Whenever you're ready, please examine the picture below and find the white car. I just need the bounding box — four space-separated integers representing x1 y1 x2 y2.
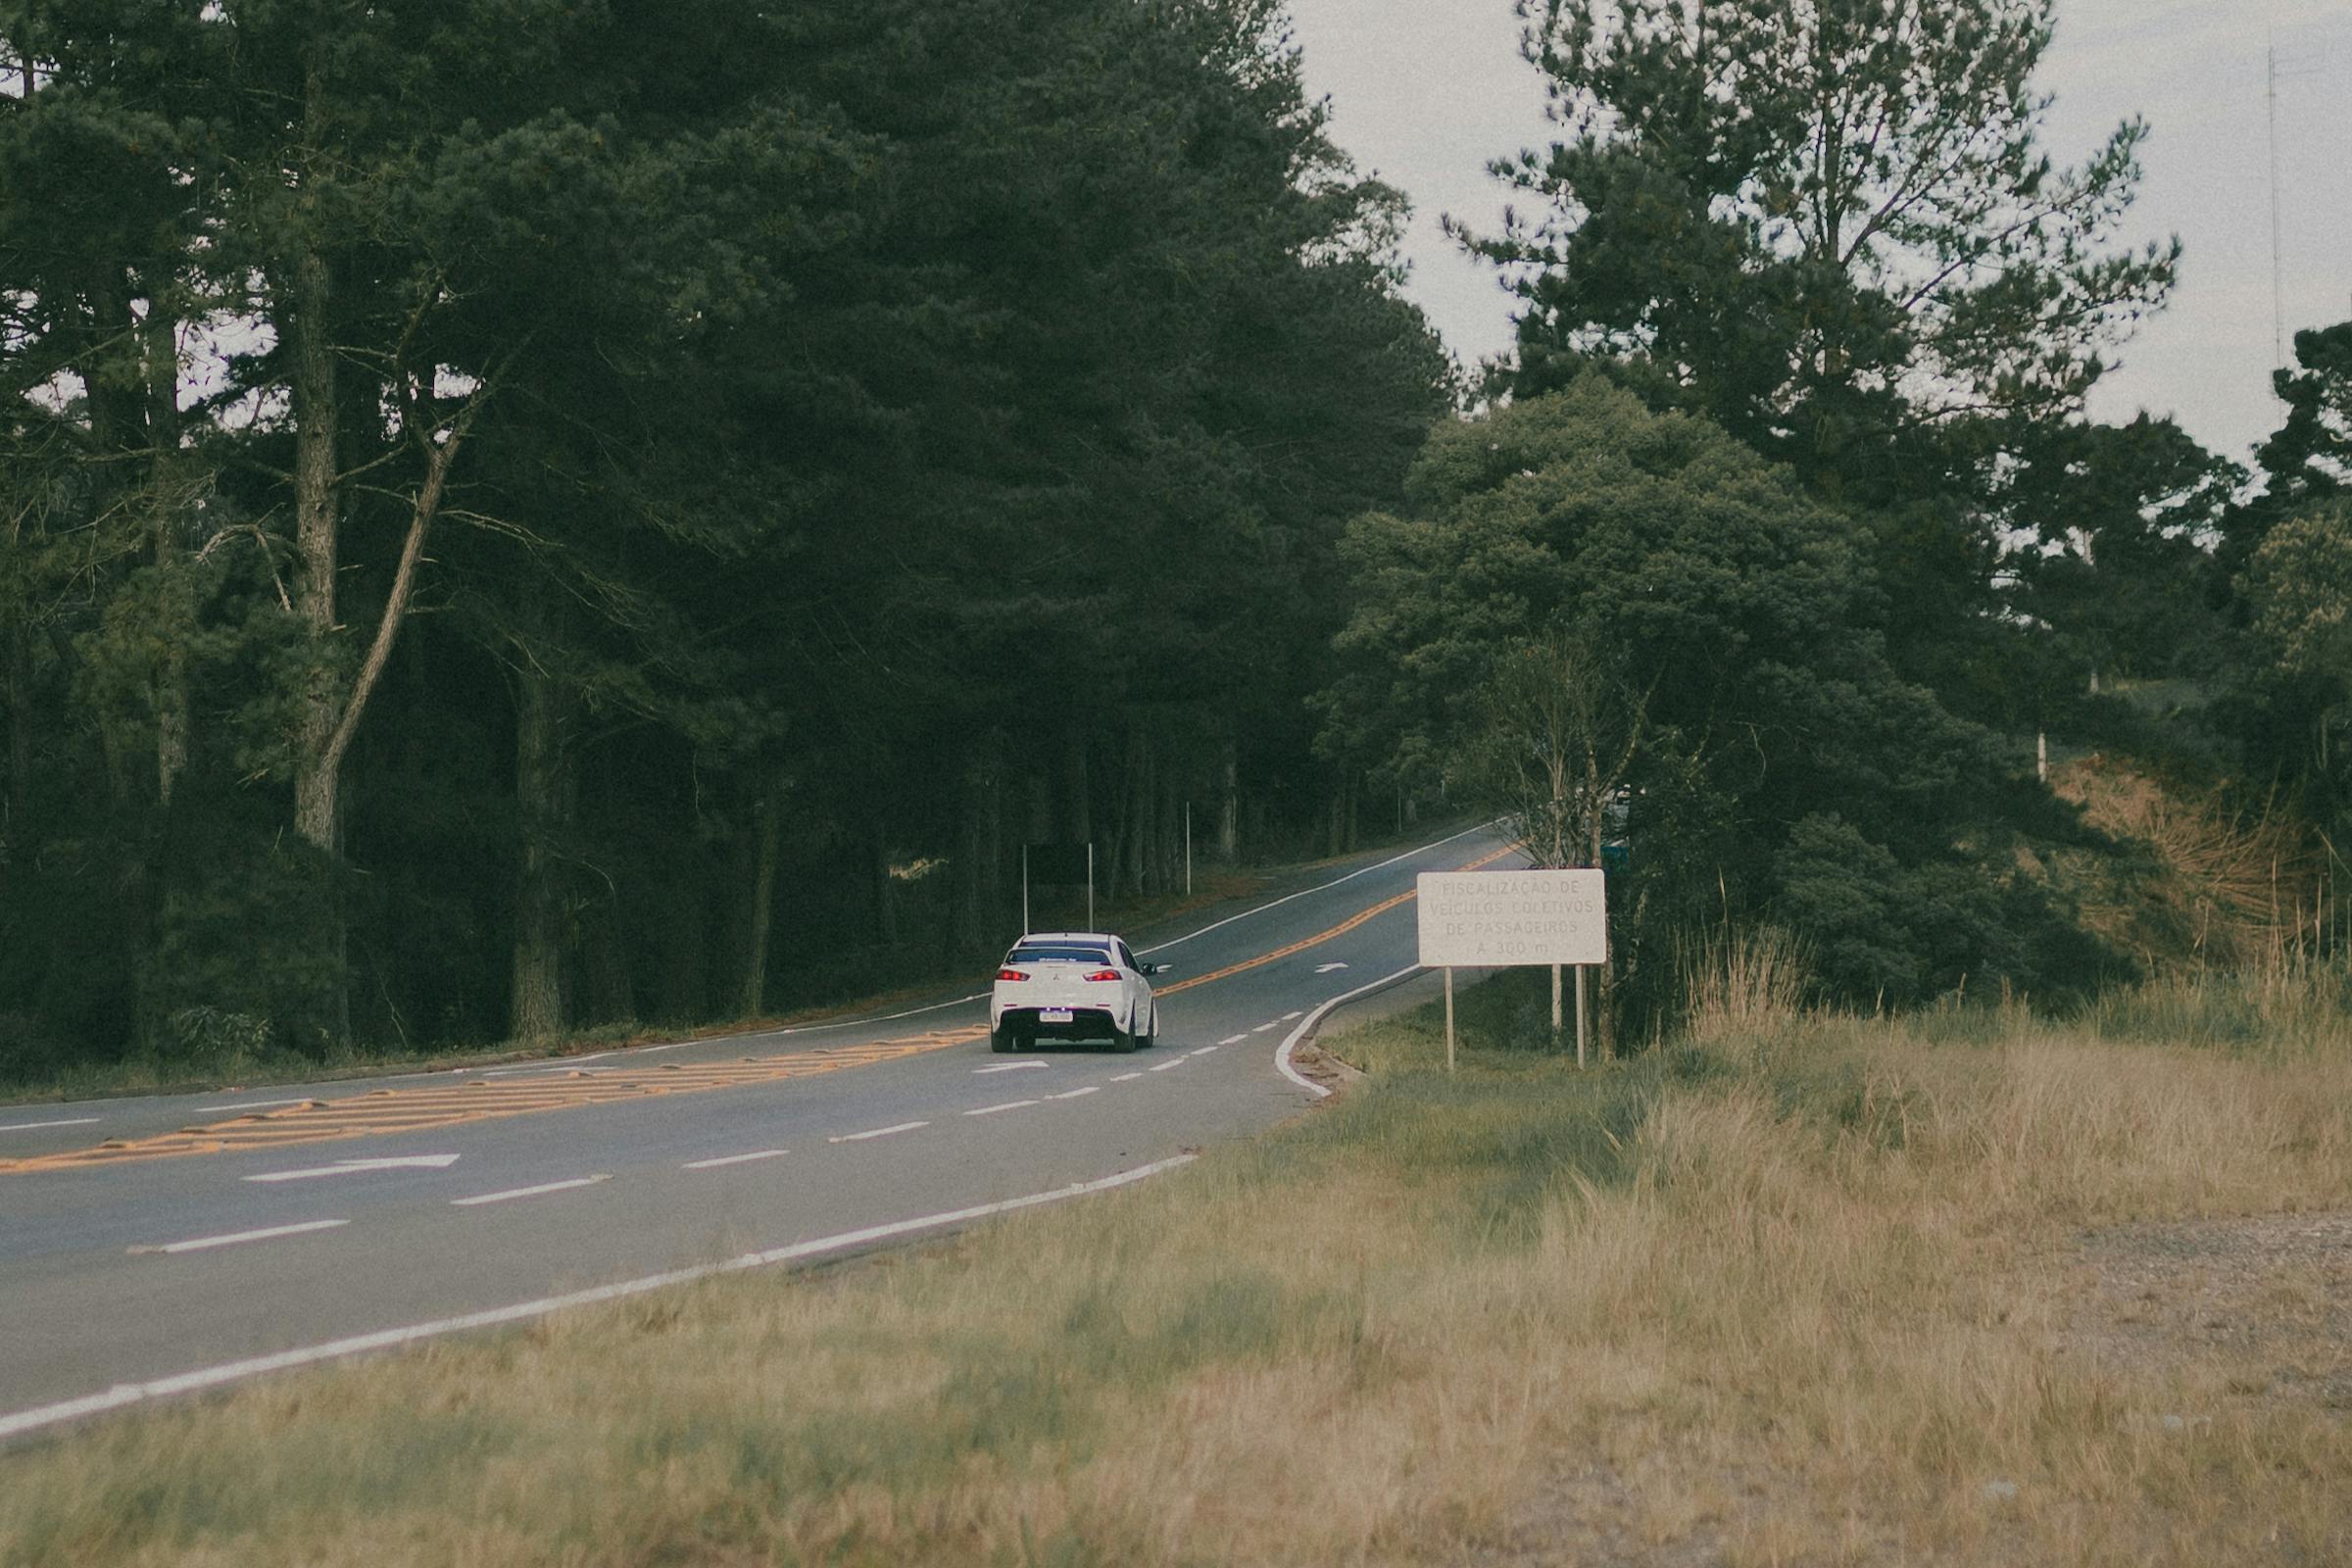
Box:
990 931 1165 1054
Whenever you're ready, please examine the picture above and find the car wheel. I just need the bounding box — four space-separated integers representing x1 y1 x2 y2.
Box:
1136 1007 1155 1050
991 1025 1017 1054
1108 1022 1138 1054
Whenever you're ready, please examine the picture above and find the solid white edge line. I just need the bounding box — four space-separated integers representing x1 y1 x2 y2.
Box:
0 1117 102 1133
1139 819 1498 955
827 1120 929 1144
2 1154 1197 1444
132 1218 350 1255
681 1150 789 1170
450 1175 609 1207
963 1100 1039 1116
1274 963 1424 1100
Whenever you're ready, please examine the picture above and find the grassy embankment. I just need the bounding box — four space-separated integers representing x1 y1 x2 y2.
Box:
6 946 2351 1565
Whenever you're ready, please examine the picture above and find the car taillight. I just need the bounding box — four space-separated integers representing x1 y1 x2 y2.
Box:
997 968 1029 982
1083 968 1120 982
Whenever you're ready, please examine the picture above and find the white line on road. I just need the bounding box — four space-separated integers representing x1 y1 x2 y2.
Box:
450 1175 610 1207
1110 1072 1145 1082
828 1121 929 1144
1047 1086 1100 1100
1140 820 1498 955
5 1155 1196 1443
1149 1058 1184 1072
682 1150 789 1170
1276 963 1422 1099
0 1116 101 1133
244 1155 460 1183
1282 1010 1304 1021
1218 1034 1247 1046
129 1219 349 1256
973 1061 1047 1074
1190 1047 1218 1055
1251 1021 1280 1033
1315 962 1349 974
197 1099 314 1114
964 1100 1039 1117
635 1042 689 1054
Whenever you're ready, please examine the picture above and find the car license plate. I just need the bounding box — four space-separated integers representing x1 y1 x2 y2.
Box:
1040 1007 1074 1023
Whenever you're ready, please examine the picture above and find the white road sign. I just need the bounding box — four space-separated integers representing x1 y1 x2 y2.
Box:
1416 869 1606 968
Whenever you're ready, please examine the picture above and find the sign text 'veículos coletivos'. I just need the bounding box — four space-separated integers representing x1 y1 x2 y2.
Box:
1415 869 1606 968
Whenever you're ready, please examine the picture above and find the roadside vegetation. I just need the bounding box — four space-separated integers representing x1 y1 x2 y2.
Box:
8 942 2349 1566
0 864 1275 1106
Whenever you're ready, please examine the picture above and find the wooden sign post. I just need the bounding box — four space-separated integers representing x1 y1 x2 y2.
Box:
1416 869 1607 1070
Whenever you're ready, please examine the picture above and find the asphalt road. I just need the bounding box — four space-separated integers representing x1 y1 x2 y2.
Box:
0 822 1519 1440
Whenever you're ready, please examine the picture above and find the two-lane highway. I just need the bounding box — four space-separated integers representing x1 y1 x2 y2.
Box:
0 824 1520 1440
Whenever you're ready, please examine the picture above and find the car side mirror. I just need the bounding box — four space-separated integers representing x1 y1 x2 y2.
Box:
1142 962 1168 977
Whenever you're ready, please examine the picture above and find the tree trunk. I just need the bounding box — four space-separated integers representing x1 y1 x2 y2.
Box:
1124 724 1152 898
955 730 1004 953
1217 735 1238 861
509 655 570 1042
1158 761 1181 894
737 776 784 1018
4 626 29 848
1063 728 1092 846
144 305 190 810
871 823 898 948
290 204 341 846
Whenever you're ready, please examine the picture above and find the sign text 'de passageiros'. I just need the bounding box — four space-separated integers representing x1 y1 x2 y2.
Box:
1415 870 1606 967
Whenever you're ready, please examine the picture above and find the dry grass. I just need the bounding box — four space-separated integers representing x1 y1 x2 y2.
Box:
2048 757 2320 969
6 951 2352 1565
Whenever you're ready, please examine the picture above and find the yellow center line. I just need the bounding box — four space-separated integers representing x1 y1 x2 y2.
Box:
1 842 1516 1175
1157 841 1516 997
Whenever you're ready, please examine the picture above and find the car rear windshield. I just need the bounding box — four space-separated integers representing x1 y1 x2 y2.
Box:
1006 946 1112 965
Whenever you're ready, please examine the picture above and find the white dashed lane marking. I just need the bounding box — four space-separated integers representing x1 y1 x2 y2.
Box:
1218 1035 1247 1046
0 1117 101 1133
1149 1059 1184 1072
828 1121 929 1144
451 1175 610 1207
129 1219 349 1255
1111 1072 1145 1082
974 1061 1047 1074
1251 1022 1280 1034
682 1149 788 1170
964 1100 1039 1117
1190 1047 1218 1056
1048 1087 1100 1101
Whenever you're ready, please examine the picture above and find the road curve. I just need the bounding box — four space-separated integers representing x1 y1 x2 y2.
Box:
0 824 1520 1440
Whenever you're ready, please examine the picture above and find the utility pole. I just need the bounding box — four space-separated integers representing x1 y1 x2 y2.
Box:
2267 36 2328 378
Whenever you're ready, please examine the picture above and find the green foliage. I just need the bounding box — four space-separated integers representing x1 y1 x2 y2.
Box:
1464 0 2177 498
1325 376 2113 1015
0 0 1450 1078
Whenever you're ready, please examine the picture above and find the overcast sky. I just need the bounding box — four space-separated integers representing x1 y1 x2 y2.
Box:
1285 0 2352 468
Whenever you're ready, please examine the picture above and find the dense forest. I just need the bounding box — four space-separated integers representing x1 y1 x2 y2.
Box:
0 0 1453 1075
5 0 2352 1083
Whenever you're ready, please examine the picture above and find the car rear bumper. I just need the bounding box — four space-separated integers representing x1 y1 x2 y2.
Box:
997 1005 1120 1041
